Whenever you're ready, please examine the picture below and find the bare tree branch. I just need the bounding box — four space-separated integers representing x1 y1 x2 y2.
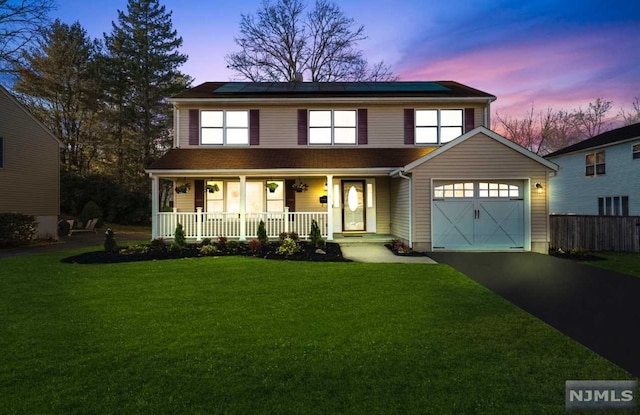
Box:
618 97 640 126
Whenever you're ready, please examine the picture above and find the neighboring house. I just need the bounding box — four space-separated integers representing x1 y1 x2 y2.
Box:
546 123 640 216
146 81 557 253
0 85 62 239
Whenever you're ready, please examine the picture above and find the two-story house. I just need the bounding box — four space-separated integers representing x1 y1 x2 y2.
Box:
546 122 640 216
0 85 62 239
146 81 558 253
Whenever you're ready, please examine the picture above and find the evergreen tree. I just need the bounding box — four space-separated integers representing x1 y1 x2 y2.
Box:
14 20 102 173
103 0 191 190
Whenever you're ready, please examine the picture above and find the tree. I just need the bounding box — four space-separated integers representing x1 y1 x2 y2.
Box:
226 0 395 82
0 0 54 73
14 20 103 173
103 0 191 190
619 97 640 126
573 98 613 138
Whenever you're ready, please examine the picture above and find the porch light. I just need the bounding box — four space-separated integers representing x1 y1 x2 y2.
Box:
323 182 328 191
534 182 543 194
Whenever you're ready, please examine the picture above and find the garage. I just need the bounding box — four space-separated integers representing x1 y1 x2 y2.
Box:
432 180 525 250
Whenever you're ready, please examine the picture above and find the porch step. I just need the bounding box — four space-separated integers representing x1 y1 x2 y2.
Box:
332 234 393 246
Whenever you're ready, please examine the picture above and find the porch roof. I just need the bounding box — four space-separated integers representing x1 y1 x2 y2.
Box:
147 147 435 173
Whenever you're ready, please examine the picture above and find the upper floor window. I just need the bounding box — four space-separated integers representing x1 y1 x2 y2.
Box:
633 143 640 159
309 110 356 145
201 110 248 145
585 151 605 176
415 109 463 144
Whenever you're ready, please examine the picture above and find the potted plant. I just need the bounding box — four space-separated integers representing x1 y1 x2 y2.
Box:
206 183 220 193
292 181 308 193
175 183 191 194
266 182 279 193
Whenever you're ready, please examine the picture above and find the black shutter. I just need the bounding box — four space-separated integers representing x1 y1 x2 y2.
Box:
189 109 199 145
285 179 296 212
404 109 414 144
297 109 308 145
357 109 368 145
464 108 475 133
249 109 259 145
194 180 204 210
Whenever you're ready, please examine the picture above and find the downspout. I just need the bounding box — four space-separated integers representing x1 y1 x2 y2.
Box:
397 170 412 247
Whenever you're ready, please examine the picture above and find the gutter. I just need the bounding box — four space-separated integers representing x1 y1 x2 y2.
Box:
394 169 413 248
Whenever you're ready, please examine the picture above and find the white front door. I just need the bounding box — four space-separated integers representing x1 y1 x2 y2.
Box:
432 181 525 250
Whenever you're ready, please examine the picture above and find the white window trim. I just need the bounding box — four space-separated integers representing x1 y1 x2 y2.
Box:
415 109 463 145
308 109 357 146
633 143 640 159
200 110 249 146
585 151 605 176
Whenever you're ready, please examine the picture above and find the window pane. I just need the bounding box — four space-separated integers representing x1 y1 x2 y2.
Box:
441 127 462 143
595 164 605 175
334 110 356 127
226 111 248 128
509 185 519 197
267 200 284 212
585 165 594 176
605 197 612 215
309 110 331 127
586 154 595 165
226 128 248 144
201 111 223 127
227 182 240 213
201 128 223 144
309 128 332 144
415 110 437 126
622 196 629 216
598 197 604 215
206 181 224 200
441 110 462 126
334 127 356 144
415 127 438 143
596 151 605 163
246 182 263 213
613 196 620 216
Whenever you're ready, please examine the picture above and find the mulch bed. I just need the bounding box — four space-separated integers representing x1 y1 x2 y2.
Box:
384 243 429 257
549 249 604 262
61 241 350 264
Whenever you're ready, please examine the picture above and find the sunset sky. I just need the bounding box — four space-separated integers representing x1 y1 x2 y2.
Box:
55 0 640 119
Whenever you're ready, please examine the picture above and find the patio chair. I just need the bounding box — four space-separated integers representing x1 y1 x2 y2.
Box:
70 218 98 235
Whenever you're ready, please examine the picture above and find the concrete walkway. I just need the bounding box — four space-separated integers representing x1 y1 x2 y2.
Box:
428 252 640 378
340 243 437 263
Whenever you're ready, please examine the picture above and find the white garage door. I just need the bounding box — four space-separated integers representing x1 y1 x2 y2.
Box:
432 181 525 251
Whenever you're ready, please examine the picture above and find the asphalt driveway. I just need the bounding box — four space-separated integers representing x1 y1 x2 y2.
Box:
428 252 640 378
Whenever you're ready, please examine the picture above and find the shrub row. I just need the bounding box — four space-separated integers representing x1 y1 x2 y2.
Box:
0 213 37 248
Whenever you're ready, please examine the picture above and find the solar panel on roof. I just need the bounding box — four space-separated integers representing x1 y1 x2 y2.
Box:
213 81 451 94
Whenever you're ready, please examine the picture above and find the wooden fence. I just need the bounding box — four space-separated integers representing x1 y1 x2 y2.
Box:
550 215 640 252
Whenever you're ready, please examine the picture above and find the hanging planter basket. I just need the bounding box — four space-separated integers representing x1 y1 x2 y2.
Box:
266 182 279 193
206 183 220 193
175 183 191 194
292 182 308 193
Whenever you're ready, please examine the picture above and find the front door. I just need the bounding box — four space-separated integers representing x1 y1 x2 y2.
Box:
342 180 366 232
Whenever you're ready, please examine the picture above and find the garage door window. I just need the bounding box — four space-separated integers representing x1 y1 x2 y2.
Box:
434 182 474 198
478 182 519 198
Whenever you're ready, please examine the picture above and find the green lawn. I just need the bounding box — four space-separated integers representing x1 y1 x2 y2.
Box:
0 249 636 414
585 252 640 278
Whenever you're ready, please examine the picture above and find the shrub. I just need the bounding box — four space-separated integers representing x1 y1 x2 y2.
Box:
149 238 167 253
276 237 299 256
79 200 103 228
104 228 119 253
0 213 37 247
392 239 413 254
174 223 186 247
309 219 325 249
227 240 240 254
247 239 262 255
288 232 299 241
217 236 228 251
200 244 218 255
257 220 268 244
201 237 212 246
279 231 299 241
121 244 149 255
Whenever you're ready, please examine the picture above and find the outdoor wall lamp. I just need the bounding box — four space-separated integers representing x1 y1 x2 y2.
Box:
535 182 543 194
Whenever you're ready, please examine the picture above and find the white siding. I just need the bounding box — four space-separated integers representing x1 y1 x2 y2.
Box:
549 140 640 215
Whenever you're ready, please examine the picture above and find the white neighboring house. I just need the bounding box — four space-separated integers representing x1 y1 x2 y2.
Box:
546 123 640 216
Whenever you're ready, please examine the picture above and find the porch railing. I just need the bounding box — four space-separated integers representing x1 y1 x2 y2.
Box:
156 208 329 241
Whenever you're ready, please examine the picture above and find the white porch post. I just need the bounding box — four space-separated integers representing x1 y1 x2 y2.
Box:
151 175 159 240
196 207 203 241
326 174 333 240
239 175 247 241
284 206 290 233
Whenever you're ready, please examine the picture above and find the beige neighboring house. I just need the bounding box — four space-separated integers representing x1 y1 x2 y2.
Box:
147 81 558 253
0 85 62 239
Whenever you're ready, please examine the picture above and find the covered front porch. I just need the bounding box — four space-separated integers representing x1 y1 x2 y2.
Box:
149 174 387 241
